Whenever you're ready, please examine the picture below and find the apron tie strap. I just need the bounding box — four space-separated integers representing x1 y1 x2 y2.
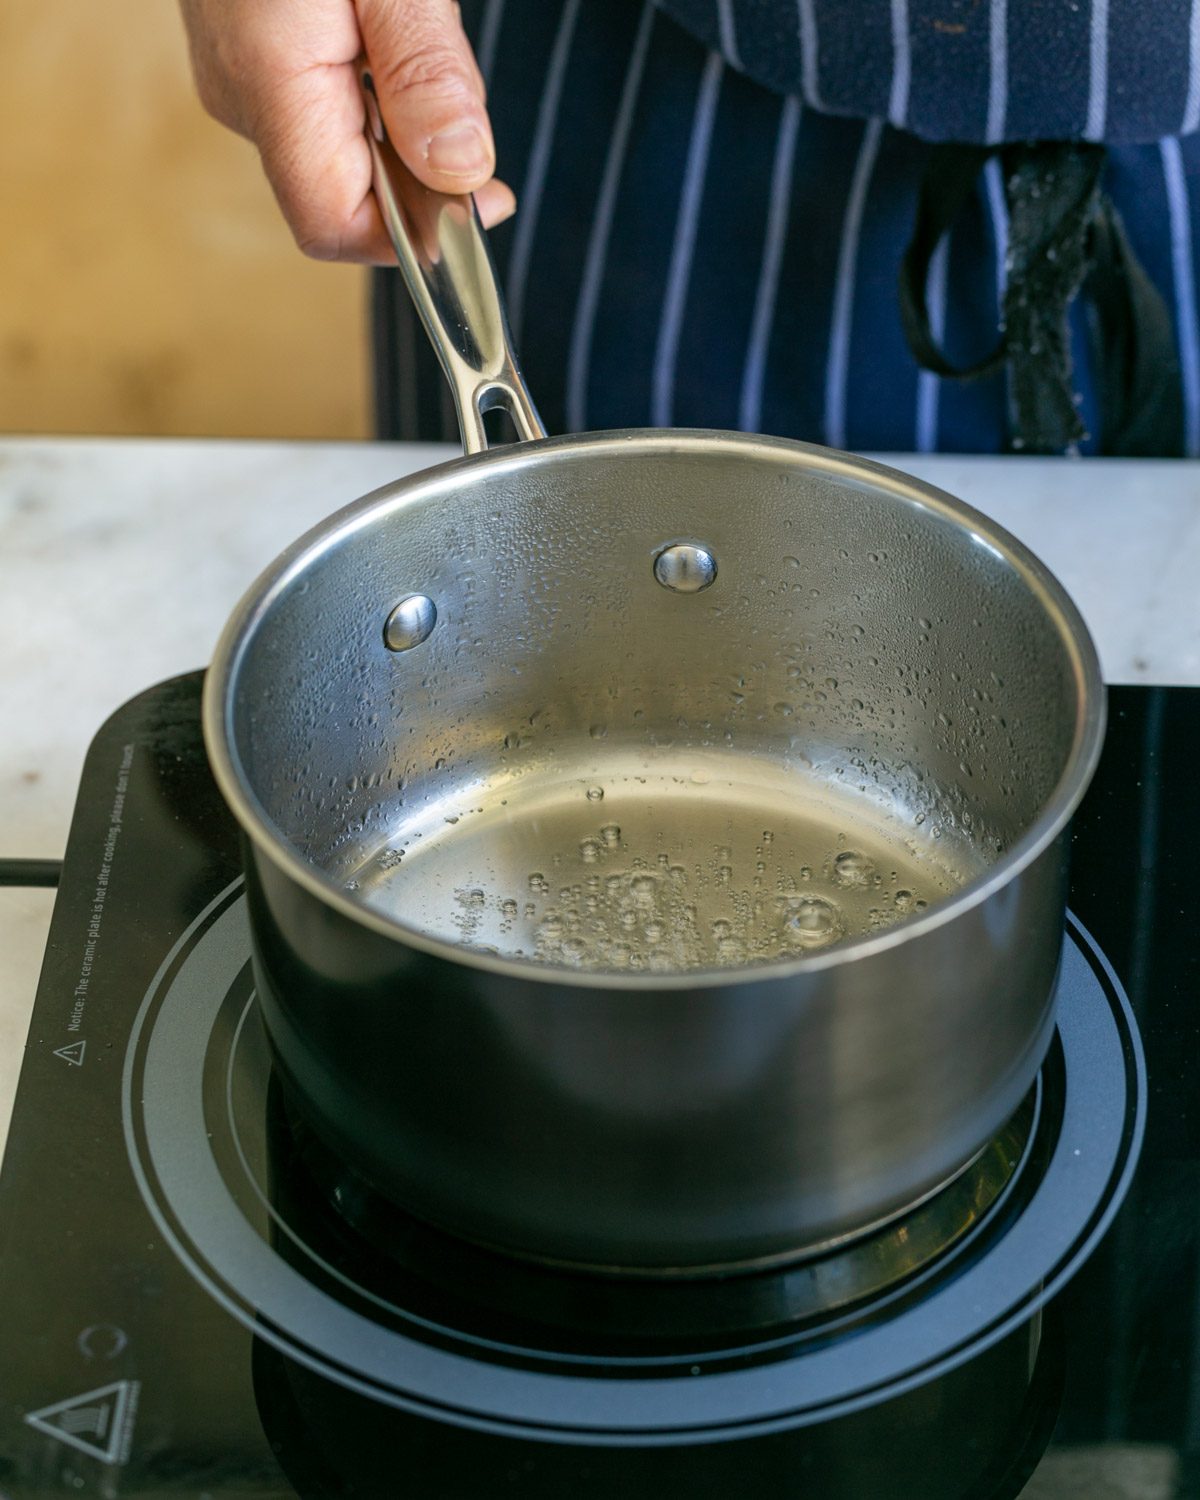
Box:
899 140 1182 456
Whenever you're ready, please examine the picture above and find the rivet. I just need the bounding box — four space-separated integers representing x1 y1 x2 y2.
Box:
653 543 717 594
383 593 437 652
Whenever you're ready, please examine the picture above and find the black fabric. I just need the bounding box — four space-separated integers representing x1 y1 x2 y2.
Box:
900 142 1183 455
372 259 458 443
898 144 1004 383
371 265 404 442
1086 198 1185 456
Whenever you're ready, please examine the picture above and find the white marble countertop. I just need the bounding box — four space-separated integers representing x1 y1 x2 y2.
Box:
2 435 1199 1158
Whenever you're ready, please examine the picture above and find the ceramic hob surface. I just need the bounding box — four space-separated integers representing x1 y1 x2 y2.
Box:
0 675 1192 1498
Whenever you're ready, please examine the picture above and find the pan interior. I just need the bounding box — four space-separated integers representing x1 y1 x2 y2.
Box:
224 436 1088 977
344 748 978 971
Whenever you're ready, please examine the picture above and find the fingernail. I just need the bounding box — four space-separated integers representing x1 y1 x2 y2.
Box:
426 122 491 177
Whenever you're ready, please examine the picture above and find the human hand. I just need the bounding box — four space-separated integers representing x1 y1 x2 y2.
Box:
179 0 516 263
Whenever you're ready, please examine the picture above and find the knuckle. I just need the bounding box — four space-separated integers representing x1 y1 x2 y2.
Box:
291 206 343 262
376 42 473 102
214 20 287 93
282 182 357 262
262 152 342 261
295 231 341 262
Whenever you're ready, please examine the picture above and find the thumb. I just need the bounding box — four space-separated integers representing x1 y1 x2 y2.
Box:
357 0 496 195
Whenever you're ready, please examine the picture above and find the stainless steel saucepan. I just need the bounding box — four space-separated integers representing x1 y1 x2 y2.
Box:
202 64 1104 1273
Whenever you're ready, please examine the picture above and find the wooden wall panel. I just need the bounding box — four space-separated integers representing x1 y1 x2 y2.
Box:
0 3 368 438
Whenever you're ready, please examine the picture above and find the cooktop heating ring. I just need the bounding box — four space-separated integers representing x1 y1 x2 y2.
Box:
121 884 1144 1446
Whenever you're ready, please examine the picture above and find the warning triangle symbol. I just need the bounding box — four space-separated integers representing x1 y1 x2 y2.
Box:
53 1040 86 1066
24 1379 138 1465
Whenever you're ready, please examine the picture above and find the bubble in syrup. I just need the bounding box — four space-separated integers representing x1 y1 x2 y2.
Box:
630 874 658 904
587 786 605 802
784 897 844 949
349 740 971 974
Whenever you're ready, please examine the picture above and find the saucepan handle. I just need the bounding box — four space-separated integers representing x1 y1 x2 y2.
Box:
359 60 546 456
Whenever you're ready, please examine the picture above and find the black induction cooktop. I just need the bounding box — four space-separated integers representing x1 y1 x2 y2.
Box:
0 674 1192 1498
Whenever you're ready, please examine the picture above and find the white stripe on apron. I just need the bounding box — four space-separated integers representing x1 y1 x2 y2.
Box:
506 0 582 343
915 236 950 452
476 0 506 87
983 155 1009 309
796 0 824 110
716 0 742 71
825 118 884 448
653 50 724 426
1184 0 1200 134
889 0 911 129
984 157 1010 441
566 0 657 432
1161 137 1200 456
739 96 803 433
1085 0 1109 142
986 0 1008 145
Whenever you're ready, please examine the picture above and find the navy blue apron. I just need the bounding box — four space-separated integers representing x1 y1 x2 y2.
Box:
373 0 1200 456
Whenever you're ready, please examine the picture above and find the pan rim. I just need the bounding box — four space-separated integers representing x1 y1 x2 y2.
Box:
202 429 1106 992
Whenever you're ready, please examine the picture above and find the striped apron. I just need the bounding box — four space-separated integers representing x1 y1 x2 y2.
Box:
372 0 1200 455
